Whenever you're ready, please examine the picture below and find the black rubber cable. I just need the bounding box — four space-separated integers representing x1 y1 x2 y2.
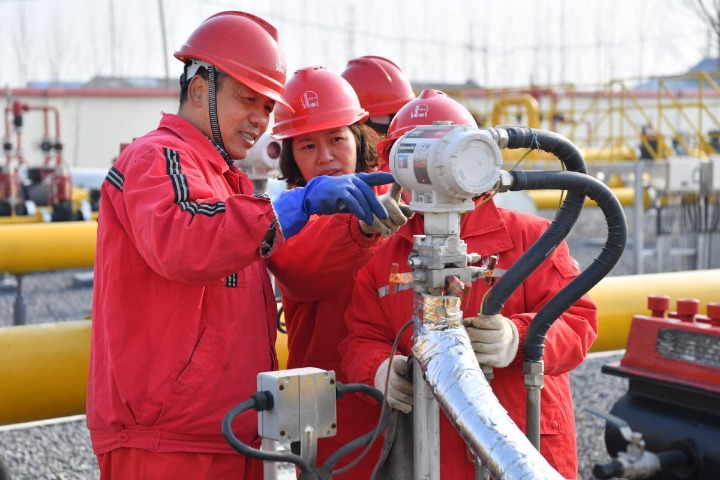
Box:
482 127 588 317
508 170 627 361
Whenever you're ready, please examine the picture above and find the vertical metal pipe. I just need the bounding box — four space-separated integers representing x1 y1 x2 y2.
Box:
261 439 279 480
12 274 25 326
413 356 440 480
413 292 441 480
634 160 645 274
300 426 317 468
526 387 542 449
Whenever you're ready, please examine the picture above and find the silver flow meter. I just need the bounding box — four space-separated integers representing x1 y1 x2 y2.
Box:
389 124 503 213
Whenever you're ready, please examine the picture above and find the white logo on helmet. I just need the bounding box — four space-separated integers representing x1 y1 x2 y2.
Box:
409 104 429 118
301 91 319 109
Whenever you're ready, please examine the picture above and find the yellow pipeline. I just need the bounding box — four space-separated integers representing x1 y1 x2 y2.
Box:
0 221 97 273
0 320 90 424
1 269 718 425
529 187 645 209
0 320 288 426
0 213 44 225
588 269 720 352
0 188 644 273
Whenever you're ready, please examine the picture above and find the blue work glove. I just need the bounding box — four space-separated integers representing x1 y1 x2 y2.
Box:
272 172 394 239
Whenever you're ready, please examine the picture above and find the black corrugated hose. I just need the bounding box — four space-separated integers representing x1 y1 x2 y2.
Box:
481 127 588 317
508 170 627 362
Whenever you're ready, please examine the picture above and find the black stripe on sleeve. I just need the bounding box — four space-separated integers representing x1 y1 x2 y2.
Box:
164 147 189 203
165 148 227 218
106 167 124 192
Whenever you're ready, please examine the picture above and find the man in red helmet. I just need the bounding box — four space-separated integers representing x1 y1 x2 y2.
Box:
86 12 392 480
340 90 597 479
341 56 415 136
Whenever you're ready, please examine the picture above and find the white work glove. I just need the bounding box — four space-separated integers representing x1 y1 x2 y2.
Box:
464 314 520 368
374 355 414 414
360 183 413 238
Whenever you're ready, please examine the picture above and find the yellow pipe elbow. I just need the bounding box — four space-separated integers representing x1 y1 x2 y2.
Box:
491 95 541 129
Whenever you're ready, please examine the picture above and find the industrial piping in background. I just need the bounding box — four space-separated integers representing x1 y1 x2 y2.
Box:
2 91 93 223
0 270 717 426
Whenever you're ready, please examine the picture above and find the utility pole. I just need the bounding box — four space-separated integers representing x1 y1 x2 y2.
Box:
347 4 355 62
108 0 117 77
467 18 475 83
158 0 170 86
560 0 566 84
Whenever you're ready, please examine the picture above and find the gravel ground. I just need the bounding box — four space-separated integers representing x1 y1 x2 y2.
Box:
0 205 647 479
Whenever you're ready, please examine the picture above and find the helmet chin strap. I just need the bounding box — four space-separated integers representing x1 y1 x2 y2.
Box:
207 65 232 165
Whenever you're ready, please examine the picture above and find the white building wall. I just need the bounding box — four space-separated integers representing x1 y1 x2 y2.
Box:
5 89 177 171
5 86 718 175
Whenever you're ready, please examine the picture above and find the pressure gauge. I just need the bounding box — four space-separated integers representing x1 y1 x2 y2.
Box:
389 124 502 200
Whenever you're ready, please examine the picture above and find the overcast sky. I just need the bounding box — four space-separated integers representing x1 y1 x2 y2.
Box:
0 0 714 90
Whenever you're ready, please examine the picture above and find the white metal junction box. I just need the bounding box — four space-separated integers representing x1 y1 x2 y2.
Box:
649 157 702 193
257 367 337 443
703 156 720 192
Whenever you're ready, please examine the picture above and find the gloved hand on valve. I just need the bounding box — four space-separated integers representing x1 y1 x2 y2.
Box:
374 355 414 414
360 183 413 238
272 172 394 239
464 314 520 368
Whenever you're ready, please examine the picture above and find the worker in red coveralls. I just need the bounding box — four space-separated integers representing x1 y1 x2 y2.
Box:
266 65 413 479
340 89 598 479
341 55 415 137
86 13 393 480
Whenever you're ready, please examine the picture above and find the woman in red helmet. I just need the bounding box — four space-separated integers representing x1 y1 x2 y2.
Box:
340 90 597 479
267 66 412 479
87 13 393 480
341 55 416 136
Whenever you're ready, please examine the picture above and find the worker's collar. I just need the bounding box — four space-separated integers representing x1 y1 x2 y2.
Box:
205 137 233 166
158 113 232 173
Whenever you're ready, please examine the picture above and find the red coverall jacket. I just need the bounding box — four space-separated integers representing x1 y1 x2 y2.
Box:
340 199 598 479
87 114 281 455
267 213 385 478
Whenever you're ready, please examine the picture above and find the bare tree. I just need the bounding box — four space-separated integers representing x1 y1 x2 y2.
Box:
11 4 30 86
687 0 720 67
47 4 69 85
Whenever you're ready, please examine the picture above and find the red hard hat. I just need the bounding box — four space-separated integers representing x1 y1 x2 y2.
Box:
271 66 369 140
377 89 478 161
174 11 291 110
340 56 415 117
